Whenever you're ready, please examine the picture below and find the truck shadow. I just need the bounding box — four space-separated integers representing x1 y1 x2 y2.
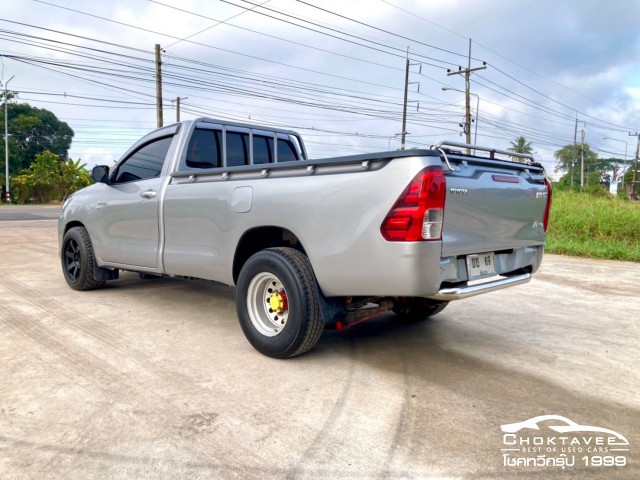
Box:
301 313 640 478
102 271 236 298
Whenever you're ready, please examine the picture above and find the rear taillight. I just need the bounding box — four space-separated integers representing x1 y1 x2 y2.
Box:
543 178 552 232
381 166 446 242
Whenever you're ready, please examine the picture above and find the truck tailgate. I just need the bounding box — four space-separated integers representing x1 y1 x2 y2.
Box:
441 154 549 258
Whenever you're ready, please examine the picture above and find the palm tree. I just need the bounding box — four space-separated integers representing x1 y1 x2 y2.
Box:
507 136 533 162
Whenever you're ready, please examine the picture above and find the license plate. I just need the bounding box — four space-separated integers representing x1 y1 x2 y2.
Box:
466 253 496 279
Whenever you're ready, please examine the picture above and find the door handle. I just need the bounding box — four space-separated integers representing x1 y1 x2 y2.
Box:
140 190 157 199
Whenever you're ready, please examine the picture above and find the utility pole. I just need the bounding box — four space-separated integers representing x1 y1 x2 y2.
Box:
447 39 486 153
400 50 421 150
155 44 163 128
172 97 188 122
442 87 480 147
630 132 640 183
572 115 578 188
401 55 409 150
580 129 585 188
3 75 15 204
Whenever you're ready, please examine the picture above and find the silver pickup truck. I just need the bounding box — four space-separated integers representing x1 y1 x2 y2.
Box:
59 118 552 358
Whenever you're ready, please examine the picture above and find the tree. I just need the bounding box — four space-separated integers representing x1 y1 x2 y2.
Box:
59 157 92 200
594 157 634 183
507 136 533 162
12 151 91 204
0 92 74 177
554 143 599 186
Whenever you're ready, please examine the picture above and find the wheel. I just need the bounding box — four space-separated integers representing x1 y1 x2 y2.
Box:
392 297 448 321
236 247 324 358
61 226 106 291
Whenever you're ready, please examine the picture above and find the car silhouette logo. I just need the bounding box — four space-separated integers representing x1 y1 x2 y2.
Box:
501 415 629 445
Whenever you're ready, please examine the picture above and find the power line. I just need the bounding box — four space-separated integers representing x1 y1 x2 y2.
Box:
16 90 154 105
212 0 458 67
8 12 409 92
6 6 635 167
1 27 414 108
295 0 473 60
380 0 640 130
151 0 407 74
488 64 638 131
11 9 634 139
164 0 272 49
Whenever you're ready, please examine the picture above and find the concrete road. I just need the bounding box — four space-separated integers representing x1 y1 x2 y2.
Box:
1 214 638 479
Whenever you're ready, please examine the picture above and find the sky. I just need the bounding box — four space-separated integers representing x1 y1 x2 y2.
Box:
2 0 640 176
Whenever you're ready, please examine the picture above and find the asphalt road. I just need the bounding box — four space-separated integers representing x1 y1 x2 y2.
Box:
0 212 638 479
0 204 61 221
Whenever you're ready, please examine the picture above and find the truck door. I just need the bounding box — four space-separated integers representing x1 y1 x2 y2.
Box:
92 136 174 268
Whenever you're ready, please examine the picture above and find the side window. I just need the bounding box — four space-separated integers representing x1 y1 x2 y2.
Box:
113 136 173 184
186 129 221 169
226 132 248 167
253 135 272 164
277 139 299 162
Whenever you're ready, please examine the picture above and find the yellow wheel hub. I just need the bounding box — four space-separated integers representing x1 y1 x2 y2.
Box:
269 292 288 314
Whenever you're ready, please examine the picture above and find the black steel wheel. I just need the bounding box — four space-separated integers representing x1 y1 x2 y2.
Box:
236 247 323 358
61 226 106 291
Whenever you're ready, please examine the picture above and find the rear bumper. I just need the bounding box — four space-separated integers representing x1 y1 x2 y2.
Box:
316 241 542 298
428 272 531 301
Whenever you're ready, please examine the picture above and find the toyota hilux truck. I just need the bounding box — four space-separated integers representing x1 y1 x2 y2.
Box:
59 118 552 358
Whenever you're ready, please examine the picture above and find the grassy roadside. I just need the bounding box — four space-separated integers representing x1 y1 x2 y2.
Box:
546 190 640 262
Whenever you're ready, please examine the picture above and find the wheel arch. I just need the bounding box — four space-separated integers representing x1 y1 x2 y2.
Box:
233 226 308 284
61 222 119 282
63 220 86 235
60 224 110 290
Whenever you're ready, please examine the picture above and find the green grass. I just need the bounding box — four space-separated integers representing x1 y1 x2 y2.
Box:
546 190 640 262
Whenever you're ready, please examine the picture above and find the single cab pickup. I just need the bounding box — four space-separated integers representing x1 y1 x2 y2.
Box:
59 118 552 358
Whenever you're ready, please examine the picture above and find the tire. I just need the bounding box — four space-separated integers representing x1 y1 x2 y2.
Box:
392 297 448 321
236 247 324 358
61 226 106 291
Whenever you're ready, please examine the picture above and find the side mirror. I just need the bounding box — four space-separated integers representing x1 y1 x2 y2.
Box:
91 165 110 184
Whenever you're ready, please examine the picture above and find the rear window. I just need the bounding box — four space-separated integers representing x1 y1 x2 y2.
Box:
185 128 301 167
227 132 248 167
186 129 221 169
251 136 300 164
253 135 272 164
277 139 299 162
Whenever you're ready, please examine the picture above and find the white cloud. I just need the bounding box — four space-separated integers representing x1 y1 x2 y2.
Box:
75 147 117 170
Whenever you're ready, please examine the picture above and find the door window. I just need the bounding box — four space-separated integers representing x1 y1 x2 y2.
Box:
113 136 173 184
